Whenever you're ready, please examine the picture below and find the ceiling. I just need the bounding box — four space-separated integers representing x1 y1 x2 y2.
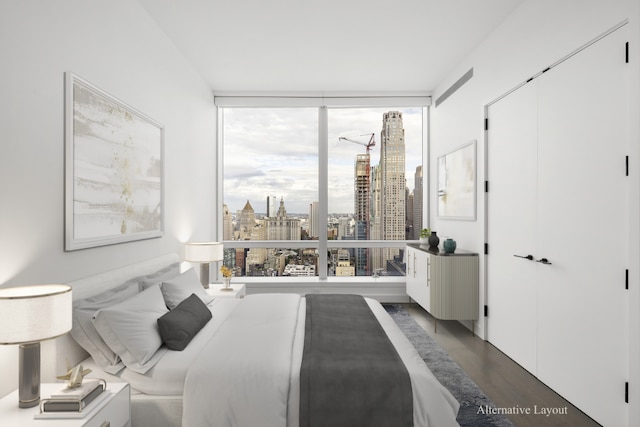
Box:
138 0 525 94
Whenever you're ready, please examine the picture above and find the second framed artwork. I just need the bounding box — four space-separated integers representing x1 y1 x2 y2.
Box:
64 72 164 251
437 140 477 220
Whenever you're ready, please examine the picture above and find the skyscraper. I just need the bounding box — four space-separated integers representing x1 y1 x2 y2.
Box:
379 111 406 265
354 153 371 275
223 203 234 240
413 165 423 240
309 201 319 239
266 195 277 218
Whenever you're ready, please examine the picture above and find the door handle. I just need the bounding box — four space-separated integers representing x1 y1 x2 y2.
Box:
536 257 552 265
514 254 534 260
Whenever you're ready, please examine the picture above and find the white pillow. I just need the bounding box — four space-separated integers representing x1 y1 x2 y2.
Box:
71 279 139 374
161 268 214 310
92 284 168 374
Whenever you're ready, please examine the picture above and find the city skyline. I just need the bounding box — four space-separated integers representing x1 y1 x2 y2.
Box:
223 107 423 214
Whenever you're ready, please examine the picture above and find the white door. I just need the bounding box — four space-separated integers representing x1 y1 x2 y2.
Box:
536 27 629 427
486 81 539 374
487 26 629 427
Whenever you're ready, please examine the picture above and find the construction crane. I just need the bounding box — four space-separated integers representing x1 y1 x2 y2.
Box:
339 133 376 154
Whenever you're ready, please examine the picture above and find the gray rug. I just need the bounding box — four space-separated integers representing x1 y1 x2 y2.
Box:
384 304 514 427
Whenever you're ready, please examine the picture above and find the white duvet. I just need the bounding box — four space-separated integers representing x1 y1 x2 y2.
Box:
182 294 460 427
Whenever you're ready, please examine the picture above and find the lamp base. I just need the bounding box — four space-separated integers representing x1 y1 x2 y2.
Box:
200 263 210 289
19 342 40 408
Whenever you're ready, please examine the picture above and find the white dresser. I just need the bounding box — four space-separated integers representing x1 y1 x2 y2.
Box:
406 243 479 333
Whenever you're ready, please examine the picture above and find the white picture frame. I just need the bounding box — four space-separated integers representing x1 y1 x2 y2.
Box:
64 72 164 251
437 140 477 220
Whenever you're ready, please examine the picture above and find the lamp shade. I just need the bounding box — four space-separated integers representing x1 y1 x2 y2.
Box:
0 284 72 345
184 242 224 263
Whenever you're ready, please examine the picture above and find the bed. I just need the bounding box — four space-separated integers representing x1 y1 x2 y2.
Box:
47 254 460 427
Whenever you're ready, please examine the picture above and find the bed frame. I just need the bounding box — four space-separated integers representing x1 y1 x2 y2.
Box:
42 254 183 427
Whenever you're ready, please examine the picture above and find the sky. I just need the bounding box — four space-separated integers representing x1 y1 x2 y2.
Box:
223 107 424 215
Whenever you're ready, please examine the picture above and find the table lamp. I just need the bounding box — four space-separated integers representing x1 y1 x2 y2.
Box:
0 284 72 408
184 242 224 289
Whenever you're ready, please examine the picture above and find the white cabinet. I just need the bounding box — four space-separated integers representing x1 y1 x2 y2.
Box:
406 245 430 310
406 244 478 332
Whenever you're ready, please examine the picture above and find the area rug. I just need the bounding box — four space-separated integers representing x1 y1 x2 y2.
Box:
384 304 514 427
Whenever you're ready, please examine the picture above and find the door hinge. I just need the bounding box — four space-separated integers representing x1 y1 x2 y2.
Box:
626 269 629 290
626 42 629 64
484 118 489 131
626 155 629 176
485 180 489 193
484 243 489 255
484 305 488 317
625 382 629 403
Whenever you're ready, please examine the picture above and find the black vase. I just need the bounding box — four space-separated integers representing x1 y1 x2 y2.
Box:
428 231 440 249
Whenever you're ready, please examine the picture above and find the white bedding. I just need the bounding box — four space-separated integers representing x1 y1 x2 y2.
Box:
181 293 460 427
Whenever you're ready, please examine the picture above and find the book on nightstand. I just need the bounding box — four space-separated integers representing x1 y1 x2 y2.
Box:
34 379 108 419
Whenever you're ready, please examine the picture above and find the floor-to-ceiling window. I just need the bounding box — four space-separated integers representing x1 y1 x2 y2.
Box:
216 97 429 284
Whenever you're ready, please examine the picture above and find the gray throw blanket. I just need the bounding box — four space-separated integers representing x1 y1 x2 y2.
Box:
299 294 413 427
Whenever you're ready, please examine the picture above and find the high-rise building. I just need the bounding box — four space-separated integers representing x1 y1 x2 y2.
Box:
223 203 234 240
309 201 319 239
266 195 276 218
238 200 256 240
413 165 423 240
406 189 414 240
380 111 406 264
354 153 371 275
265 197 301 240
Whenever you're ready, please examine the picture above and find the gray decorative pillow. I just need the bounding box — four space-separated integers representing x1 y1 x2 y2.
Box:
71 279 139 374
161 268 214 310
92 284 169 374
158 293 212 351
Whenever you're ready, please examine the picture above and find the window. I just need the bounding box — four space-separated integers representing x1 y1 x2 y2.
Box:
216 97 429 281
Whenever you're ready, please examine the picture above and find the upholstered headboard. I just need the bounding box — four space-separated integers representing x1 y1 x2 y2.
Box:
42 254 181 382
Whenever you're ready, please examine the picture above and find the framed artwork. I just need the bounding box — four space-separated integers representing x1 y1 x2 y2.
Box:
437 140 476 220
65 72 164 251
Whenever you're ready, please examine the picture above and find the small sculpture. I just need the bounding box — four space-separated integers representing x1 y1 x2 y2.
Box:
57 362 92 388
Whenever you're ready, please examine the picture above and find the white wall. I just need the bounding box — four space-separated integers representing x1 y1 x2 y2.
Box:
0 0 216 398
429 0 639 424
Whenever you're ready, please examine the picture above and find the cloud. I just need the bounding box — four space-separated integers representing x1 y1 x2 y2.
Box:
223 106 424 214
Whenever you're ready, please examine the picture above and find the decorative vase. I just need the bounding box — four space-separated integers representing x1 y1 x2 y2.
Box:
428 231 440 249
419 236 429 245
443 238 457 253
222 277 232 291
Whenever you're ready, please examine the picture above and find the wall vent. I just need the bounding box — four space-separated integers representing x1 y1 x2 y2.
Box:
435 68 474 107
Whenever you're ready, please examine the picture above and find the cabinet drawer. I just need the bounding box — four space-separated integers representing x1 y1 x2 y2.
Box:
84 384 130 427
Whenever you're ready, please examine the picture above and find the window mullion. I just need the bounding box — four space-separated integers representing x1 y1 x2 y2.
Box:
318 106 328 280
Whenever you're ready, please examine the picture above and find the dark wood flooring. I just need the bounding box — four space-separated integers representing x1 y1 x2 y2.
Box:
404 303 601 427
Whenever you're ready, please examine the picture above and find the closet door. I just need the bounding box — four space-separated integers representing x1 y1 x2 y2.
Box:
536 27 628 426
486 82 539 374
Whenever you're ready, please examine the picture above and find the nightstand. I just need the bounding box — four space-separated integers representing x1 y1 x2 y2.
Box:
206 283 246 299
0 382 130 426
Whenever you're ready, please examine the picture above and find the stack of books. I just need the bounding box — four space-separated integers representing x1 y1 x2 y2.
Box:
36 379 107 419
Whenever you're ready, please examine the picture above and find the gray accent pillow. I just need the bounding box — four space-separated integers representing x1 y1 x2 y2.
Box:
161 268 214 310
71 279 140 374
157 293 212 351
92 284 169 374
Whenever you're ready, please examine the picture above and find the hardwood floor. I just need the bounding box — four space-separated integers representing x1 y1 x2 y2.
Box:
404 304 601 427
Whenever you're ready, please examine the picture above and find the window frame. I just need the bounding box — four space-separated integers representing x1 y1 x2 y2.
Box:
214 96 430 286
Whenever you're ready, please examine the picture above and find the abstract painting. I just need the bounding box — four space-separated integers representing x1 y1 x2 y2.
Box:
437 140 476 220
65 72 164 251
